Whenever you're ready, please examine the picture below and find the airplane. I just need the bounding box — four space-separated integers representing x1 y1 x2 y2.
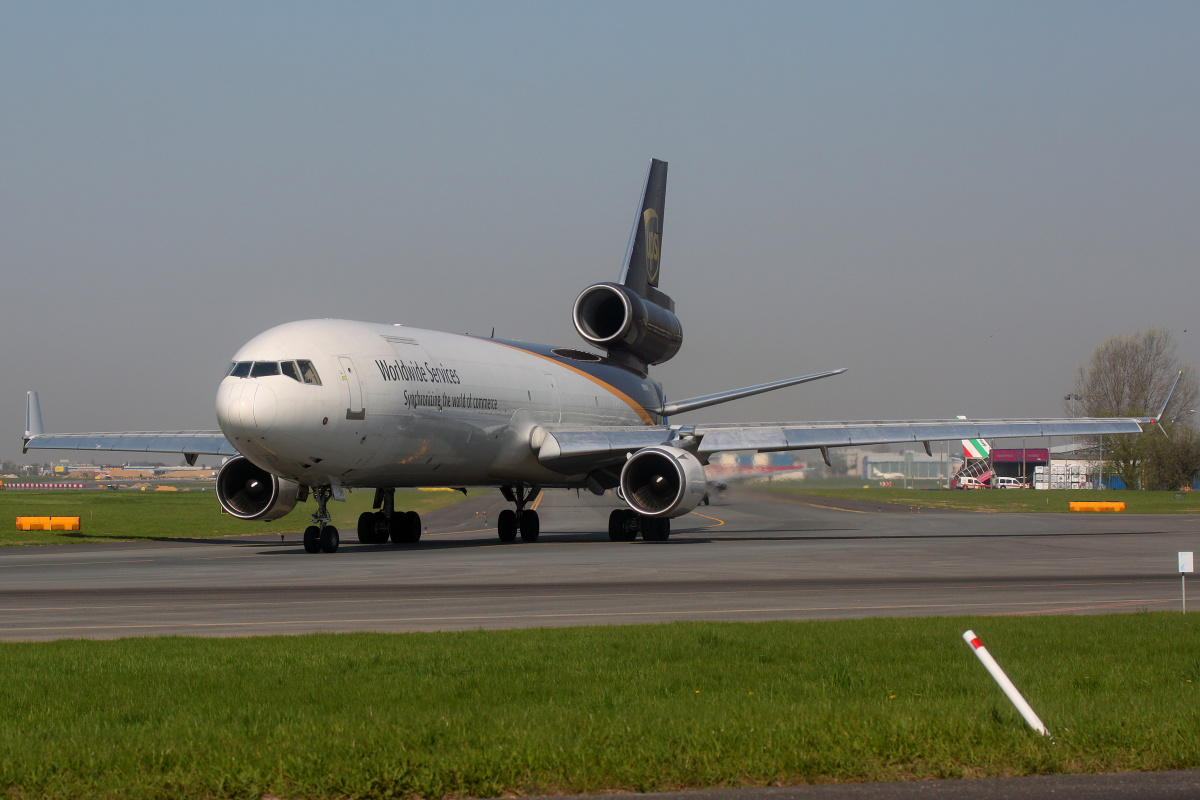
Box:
958 415 992 459
22 159 1172 553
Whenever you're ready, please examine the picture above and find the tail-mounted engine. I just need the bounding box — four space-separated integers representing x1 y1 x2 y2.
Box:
619 445 707 518
216 456 301 521
573 282 682 368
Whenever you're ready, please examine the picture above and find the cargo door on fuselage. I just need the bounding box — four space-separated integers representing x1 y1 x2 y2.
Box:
337 356 366 420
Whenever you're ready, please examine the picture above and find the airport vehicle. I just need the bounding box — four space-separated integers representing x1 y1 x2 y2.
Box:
995 477 1028 489
22 159 1173 552
955 476 988 490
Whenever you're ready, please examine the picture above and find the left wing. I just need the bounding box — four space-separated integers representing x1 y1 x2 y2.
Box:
22 391 235 463
536 417 1148 473
537 370 1183 473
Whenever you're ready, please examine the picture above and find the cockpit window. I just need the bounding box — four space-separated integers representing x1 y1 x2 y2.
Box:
281 361 302 382
297 360 322 385
228 361 252 378
250 361 280 378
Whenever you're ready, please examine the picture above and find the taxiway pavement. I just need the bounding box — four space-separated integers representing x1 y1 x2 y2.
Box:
2 490 1198 640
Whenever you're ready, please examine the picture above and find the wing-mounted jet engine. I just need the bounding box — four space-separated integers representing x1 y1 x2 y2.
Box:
620 445 707 518
573 158 682 373
216 455 301 521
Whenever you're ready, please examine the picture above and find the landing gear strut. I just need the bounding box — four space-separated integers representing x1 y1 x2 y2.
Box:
303 486 339 553
498 484 541 543
356 488 421 546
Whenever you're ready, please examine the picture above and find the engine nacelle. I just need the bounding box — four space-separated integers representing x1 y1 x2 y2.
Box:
572 282 682 366
215 456 300 521
619 445 707 518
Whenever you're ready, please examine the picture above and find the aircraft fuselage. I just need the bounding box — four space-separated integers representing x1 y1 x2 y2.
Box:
216 319 661 488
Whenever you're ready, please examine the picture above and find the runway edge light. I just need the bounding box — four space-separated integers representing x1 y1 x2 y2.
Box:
962 630 1050 738
1179 552 1193 613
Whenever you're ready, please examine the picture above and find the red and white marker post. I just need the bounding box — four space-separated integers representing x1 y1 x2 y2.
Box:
962 630 1049 737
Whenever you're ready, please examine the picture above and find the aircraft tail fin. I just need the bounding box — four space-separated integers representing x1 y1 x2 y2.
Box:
618 158 673 310
957 415 991 458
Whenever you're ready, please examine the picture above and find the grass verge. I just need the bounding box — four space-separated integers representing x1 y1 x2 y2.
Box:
0 488 479 545
767 486 1200 513
2 615 1199 798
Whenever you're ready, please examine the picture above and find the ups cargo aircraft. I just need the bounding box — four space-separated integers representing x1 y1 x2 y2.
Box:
23 159 1176 553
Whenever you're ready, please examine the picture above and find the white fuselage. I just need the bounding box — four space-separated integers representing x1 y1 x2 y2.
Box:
215 319 658 488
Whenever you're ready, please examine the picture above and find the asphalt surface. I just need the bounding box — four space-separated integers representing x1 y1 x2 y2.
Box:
5 490 1199 799
522 769 1200 800
2 488 1198 640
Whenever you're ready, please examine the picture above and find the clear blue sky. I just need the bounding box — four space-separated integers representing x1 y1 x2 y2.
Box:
3 2 1198 458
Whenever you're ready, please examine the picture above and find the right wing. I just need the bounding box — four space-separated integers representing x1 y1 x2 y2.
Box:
22 391 235 462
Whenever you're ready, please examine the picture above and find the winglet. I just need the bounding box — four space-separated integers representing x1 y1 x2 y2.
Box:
1149 370 1183 437
25 391 44 440
1153 370 1183 424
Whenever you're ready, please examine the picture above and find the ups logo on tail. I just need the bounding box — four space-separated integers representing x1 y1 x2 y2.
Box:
643 208 661 285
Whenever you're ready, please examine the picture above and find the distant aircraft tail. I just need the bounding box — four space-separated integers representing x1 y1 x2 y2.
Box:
957 415 991 458
618 158 673 311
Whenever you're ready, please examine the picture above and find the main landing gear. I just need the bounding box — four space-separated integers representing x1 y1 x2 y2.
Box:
608 509 670 542
356 488 421 546
303 486 340 554
497 485 541 543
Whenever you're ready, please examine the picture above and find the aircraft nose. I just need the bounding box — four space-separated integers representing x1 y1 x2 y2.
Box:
217 381 277 435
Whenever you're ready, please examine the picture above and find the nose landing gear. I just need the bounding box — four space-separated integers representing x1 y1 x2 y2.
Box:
303 486 339 553
498 485 541 543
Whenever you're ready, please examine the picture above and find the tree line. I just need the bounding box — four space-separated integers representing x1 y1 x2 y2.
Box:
1070 327 1200 490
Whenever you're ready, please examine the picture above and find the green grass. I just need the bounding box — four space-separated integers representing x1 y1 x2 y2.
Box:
1 615 1198 798
0 488 479 546
769 486 1200 513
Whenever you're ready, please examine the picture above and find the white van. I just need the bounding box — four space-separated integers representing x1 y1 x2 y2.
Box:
956 476 987 490
996 477 1028 489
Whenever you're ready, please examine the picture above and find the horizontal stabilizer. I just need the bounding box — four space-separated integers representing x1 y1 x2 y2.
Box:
661 369 846 417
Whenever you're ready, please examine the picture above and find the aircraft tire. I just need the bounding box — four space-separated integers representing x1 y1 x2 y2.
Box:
320 525 340 553
388 514 407 544
405 511 422 543
497 509 518 543
608 509 624 541
641 516 670 542
357 512 376 544
303 526 322 553
372 512 391 544
609 509 638 542
519 510 540 542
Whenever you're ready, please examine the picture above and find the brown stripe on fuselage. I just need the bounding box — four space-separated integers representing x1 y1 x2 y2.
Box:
485 340 657 425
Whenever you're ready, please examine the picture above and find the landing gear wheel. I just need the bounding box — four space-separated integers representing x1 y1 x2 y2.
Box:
357 512 376 544
372 512 391 544
404 511 422 543
320 525 340 553
388 514 405 544
641 516 670 542
303 525 322 553
519 509 540 542
608 509 638 542
497 509 518 543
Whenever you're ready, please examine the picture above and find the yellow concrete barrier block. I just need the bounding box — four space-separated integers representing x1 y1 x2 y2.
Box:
1069 501 1126 512
15 516 81 531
